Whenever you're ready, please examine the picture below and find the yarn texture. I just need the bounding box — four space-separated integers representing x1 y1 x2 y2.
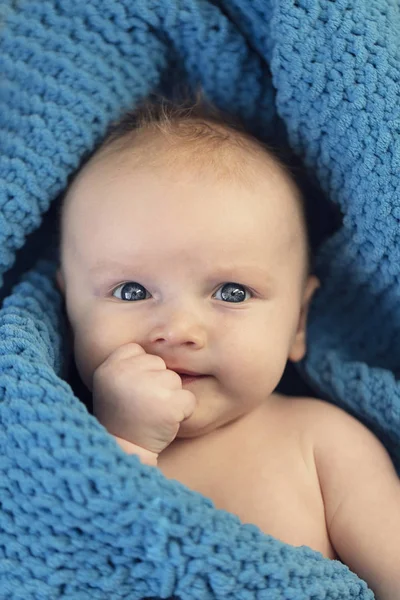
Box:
1 0 400 598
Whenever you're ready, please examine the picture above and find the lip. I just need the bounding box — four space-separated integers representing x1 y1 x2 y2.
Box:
175 370 203 377
179 374 206 384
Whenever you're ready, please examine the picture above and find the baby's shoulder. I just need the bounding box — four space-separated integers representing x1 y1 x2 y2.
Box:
273 391 346 418
273 392 368 441
274 393 388 470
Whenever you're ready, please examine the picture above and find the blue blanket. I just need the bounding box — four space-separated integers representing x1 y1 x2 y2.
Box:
1 0 399 598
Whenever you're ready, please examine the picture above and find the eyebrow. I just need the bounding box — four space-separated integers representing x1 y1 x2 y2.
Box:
88 261 270 280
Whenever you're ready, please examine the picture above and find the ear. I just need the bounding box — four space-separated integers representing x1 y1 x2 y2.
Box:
56 268 65 295
288 275 320 363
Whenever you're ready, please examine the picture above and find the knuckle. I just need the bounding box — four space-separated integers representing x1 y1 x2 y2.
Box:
165 369 183 386
97 344 140 370
172 390 196 420
117 342 146 359
149 354 167 369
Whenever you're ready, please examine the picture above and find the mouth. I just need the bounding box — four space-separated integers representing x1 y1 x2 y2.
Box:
176 372 207 383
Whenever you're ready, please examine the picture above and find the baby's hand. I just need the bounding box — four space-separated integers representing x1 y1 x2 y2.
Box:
92 343 197 457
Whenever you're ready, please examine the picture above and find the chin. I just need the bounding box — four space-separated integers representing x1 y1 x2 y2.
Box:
176 414 215 438
177 411 238 439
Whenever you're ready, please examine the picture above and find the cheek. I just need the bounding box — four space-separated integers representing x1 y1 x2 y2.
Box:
70 308 134 390
73 331 106 391
220 310 294 390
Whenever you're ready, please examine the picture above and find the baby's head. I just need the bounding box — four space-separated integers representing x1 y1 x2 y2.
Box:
57 91 320 437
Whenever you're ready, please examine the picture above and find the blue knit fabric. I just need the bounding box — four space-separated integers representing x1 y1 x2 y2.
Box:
1 0 399 598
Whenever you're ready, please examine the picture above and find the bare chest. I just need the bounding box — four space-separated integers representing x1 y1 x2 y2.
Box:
158 406 337 560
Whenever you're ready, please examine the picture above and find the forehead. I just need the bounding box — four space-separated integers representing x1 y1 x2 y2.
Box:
61 139 307 271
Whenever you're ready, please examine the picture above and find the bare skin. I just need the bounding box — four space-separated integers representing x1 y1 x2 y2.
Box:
158 392 338 560
58 130 400 597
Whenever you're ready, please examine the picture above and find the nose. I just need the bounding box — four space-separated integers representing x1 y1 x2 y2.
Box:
147 305 207 349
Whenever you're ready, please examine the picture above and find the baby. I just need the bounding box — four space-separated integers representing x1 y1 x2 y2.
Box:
57 93 400 598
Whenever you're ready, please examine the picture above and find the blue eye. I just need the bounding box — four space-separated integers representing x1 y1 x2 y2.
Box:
112 281 252 303
214 282 251 303
112 282 149 301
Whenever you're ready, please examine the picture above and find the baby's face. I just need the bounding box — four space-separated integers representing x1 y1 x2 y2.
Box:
58 142 319 437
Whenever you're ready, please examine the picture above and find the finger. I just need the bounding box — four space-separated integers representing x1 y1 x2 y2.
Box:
104 342 146 362
149 368 183 388
176 390 197 422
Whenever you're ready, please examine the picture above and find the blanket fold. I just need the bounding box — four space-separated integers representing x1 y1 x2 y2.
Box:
1 0 400 598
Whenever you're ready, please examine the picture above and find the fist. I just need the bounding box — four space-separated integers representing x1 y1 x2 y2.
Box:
92 343 197 455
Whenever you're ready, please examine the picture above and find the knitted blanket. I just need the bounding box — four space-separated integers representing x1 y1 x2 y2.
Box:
1 0 399 598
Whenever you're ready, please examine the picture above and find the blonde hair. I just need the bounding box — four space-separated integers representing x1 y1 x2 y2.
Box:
94 88 290 188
